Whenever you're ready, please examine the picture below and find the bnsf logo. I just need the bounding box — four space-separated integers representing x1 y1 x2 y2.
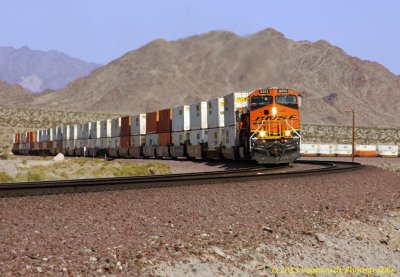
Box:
254 115 297 122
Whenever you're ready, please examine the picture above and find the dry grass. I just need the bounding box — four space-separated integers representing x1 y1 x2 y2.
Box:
4 158 171 183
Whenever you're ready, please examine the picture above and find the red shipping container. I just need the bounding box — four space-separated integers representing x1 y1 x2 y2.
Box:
47 141 52 149
158 132 172 146
120 136 130 148
159 109 172 133
121 116 131 137
146 111 159 134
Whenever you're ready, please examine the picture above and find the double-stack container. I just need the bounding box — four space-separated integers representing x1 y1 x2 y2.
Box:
100 119 112 149
171 106 190 157
144 111 159 158
12 133 21 155
119 116 131 157
207 97 224 156
130 114 146 147
128 114 146 158
223 92 250 159
66 125 78 156
108 118 121 157
157 109 172 157
187 101 208 158
61 125 71 155
88 121 101 156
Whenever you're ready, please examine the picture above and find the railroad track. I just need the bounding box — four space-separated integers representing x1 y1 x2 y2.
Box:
0 160 363 198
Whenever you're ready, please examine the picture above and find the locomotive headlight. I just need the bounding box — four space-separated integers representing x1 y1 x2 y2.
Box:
284 130 291 137
272 106 277 116
259 131 266 138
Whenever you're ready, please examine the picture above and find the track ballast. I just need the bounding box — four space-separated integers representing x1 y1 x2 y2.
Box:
0 160 363 198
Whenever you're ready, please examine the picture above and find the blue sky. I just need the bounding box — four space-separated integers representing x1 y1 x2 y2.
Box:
0 0 399 74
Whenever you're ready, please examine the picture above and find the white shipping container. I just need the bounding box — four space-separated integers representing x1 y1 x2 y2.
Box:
336 144 353 156
207 128 225 149
76 124 84 139
190 101 208 130
79 139 89 148
145 134 159 146
21 132 27 143
88 138 101 148
80 122 91 139
100 119 112 138
90 121 101 139
317 144 336 156
189 129 208 145
172 131 189 145
99 137 112 148
377 145 399 157
224 125 239 148
224 92 250 127
50 127 57 141
300 143 318 155
111 118 121 137
172 105 190 131
61 125 71 141
110 137 120 148
56 126 62 141
130 135 145 147
34 130 40 143
69 125 78 140
207 98 224 128
130 114 146 135
38 130 46 142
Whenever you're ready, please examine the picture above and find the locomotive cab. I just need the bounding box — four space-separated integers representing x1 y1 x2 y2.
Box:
239 88 301 164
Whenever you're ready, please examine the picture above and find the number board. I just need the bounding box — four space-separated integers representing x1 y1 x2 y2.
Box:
278 89 288 93
260 89 269 94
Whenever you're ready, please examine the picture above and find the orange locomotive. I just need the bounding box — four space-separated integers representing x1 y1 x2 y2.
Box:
237 88 301 164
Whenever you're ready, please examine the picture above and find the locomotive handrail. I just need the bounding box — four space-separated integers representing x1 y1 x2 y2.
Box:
285 119 301 145
249 119 265 153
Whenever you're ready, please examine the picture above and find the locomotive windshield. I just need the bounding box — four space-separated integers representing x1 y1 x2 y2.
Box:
276 95 297 104
251 96 273 110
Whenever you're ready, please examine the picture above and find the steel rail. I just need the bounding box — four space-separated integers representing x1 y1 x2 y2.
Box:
0 160 363 198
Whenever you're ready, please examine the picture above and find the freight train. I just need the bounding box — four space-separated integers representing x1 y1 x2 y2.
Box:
12 88 301 164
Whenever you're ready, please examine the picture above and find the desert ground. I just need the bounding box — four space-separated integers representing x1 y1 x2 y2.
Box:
0 156 399 276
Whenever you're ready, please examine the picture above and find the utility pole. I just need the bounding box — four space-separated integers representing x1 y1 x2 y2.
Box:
345 110 356 162
352 110 355 162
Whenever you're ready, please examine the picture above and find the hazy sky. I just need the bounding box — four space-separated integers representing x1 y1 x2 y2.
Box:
1 0 399 74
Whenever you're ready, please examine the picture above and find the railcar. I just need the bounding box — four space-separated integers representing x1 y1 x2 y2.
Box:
12 87 301 164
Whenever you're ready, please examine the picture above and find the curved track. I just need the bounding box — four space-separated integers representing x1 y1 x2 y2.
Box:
0 160 363 198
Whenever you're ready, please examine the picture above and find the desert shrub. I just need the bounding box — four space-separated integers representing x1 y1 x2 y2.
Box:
0 172 14 182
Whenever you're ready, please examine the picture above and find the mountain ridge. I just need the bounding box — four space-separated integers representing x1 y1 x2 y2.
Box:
0 28 399 127
0 46 101 92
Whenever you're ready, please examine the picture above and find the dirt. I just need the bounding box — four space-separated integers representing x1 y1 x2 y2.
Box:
0 160 399 276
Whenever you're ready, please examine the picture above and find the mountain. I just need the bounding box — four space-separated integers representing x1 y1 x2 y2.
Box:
1 28 400 127
0 46 101 92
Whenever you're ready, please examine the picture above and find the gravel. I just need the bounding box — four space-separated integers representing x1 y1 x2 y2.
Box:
0 163 399 275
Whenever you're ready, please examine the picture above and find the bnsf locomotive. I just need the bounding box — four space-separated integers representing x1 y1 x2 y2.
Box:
12 88 301 164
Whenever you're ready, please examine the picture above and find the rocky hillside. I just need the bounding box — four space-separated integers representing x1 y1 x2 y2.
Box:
0 46 100 92
1 29 399 127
